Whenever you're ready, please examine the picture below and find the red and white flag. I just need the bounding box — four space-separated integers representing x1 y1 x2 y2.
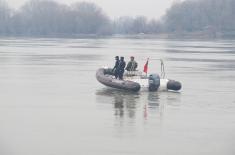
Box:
143 58 149 73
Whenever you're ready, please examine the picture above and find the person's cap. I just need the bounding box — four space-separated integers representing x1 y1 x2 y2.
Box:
115 56 119 58
130 56 134 58
120 56 124 59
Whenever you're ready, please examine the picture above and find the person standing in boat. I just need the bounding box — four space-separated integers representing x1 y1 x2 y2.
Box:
118 56 126 80
112 56 120 79
125 56 138 71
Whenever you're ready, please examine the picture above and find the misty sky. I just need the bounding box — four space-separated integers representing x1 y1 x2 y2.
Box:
7 0 178 19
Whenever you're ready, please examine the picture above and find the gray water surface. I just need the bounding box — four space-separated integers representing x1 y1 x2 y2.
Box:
0 38 235 155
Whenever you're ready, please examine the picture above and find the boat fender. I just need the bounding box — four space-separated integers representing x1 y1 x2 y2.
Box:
167 80 182 91
148 74 160 91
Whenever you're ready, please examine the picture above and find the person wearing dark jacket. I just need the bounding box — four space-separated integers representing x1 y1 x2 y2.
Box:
112 56 119 79
118 57 126 80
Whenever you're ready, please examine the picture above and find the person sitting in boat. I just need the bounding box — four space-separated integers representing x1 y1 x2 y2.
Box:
125 56 138 71
112 56 119 79
118 56 126 80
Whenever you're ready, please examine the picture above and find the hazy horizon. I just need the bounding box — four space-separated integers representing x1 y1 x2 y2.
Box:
7 0 178 19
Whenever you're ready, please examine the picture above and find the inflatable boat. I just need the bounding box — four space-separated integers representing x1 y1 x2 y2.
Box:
96 67 182 92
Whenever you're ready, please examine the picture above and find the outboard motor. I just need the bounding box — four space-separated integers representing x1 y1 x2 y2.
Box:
167 80 182 91
148 74 160 91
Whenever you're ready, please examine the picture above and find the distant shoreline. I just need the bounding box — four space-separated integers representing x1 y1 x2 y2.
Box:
1 31 235 40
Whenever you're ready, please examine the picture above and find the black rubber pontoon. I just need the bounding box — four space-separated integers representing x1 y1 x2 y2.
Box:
96 68 141 92
167 80 182 91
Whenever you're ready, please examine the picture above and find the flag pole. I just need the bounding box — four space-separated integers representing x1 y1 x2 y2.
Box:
146 58 148 76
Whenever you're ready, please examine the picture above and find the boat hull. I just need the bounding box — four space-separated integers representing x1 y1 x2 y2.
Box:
96 68 141 92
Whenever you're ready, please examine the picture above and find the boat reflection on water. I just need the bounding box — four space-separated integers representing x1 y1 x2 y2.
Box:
95 88 177 119
96 88 140 118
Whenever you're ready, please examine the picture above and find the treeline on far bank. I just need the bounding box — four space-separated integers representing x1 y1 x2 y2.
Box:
0 0 162 37
0 0 235 38
163 0 235 38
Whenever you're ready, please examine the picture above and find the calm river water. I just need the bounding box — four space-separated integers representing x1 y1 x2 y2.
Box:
0 38 235 155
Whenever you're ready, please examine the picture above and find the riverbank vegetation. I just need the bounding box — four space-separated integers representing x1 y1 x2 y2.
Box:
0 0 234 38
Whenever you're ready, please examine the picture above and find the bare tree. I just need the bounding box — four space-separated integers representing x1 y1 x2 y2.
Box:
70 2 111 35
131 16 147 34
17 0 69 36
0 0 11 34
